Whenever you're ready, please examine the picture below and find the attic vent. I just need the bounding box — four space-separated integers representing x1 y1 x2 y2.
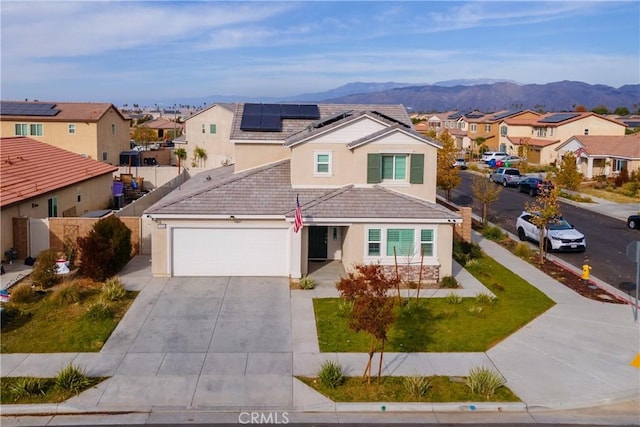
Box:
80 153 88 158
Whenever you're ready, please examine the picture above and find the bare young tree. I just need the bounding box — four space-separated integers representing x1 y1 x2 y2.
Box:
525 174 562 264
471 173 503 226
336 264 398 384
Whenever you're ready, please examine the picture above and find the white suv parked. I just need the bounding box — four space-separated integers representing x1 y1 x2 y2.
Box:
516 211 586 252
481 151 509 163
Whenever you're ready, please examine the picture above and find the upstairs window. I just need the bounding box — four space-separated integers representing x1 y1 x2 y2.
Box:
314 152 332 175
381 154 407 181
500 125 507 136
368 153 423 184
584 129 589 135
111 123 116 135
210 124 216 134
484 124 491 132
30 124 43 136
68 124 76 134
470 123 477 132
15 123 28 136
202 124 206 134
535 127 547 137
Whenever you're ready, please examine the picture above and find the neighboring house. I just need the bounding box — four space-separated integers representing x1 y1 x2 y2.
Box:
0 136 118 259
555 134 640 178
137 117 184 141
145 103 461 281
182 103 236 168
0 101 129 165
498 112 627 165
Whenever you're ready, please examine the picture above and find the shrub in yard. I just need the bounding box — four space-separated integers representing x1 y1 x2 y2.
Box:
620 181 638 197
102 276 127 301
317 360 345 389
84 300 113 321
444 292 463 304
482 226 504 241
298 276 315 290
439 275 459 289
30 249 59 289
513 243 532 259
8 377 47 400
453 240 483 266
50 282 80 306
77 216 132 281
55 364 90 394
403 373 431 398
465 366 506 400
468 305 484 315
9 283 36 304
336 299 354 317
475 291 497 305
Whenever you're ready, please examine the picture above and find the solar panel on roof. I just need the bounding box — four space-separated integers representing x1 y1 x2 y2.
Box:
242 103 263 115
261 103 281 116
281 104 320 119
492 110 521 120
0 102 59 116
539 113 580 123
260 115 282 131
240 114 262 131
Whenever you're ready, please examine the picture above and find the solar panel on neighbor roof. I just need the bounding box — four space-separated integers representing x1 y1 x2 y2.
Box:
539 113 580 123
492 110 521 120
242 103 263 115
281 104 320 119
261 103 282 116
240 114 262 130
260 115 282 131
0 102 59 116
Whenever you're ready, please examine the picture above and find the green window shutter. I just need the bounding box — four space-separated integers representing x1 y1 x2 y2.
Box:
410 154 424 184
367 153 381 183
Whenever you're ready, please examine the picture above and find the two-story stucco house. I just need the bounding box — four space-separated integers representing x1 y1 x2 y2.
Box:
0 101 129 165
181 103 236 168
145 103 461 281
498 112 627 165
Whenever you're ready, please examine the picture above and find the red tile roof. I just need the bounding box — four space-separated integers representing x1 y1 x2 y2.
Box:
559 134 640 159
0 101 125 122
1 137 117 207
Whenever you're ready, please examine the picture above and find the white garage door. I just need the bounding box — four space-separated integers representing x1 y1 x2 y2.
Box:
172 228 289 276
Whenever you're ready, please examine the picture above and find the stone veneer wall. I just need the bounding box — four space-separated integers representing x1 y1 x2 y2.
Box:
379 264 439 284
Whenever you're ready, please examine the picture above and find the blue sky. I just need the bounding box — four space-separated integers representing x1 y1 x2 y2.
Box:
1 1 638 105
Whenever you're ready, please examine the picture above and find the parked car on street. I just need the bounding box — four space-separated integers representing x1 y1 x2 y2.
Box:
628 215 640 229
489 167 522 187
481 151 509 163
516 211 586 252
500 155 523 166
518 177 554 196
452 158 467 169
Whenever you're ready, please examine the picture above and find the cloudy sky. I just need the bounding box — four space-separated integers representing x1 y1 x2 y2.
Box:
1 1 638 105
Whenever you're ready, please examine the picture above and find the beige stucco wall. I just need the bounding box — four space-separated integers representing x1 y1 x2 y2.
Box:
234 143 291 172
184 105 235 169
1 107 128 165
290 129 438 202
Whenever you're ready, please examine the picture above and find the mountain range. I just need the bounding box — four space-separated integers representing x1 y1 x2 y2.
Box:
161 80 639 113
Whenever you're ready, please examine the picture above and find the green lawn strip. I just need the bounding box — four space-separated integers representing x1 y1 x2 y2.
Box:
1 290 137 353
314 256 554 352
0 376 107 404
297 376 520 402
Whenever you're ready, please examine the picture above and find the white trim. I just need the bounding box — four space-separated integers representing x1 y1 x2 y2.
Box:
313 150 333 176
232 139 284 145
363 225 439 263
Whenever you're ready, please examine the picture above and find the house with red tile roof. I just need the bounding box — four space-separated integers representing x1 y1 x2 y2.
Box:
1 136 117 259
0 101 129 165
555 133 640 178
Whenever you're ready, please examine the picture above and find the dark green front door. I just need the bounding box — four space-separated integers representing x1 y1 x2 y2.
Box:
308 226 328 260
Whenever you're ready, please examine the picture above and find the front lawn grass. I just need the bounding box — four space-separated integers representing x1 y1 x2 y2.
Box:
314 255 555 352
0 376 106 404
298 376 520 402
1 281 137 353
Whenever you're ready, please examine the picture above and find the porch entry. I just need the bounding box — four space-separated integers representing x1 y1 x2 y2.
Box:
308 226 328 260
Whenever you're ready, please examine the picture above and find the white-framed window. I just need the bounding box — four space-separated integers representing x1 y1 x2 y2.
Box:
381 154 407 181
15 123 28 136
549 128 554 136
29 123 43 136
314 152 332 175
210 124 216 134
484 124 491 132
500 125 507 136
584 129 589 135
68 124 76 134
365 227 436 259
535 127 547 137
201 124 206 134
111 123 116 135
613 159 627 172
470 123 477 132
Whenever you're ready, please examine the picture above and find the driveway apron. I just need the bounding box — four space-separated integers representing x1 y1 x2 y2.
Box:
90 276 292 410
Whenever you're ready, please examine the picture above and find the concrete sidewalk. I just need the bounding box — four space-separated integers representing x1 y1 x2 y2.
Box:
2 239 640 425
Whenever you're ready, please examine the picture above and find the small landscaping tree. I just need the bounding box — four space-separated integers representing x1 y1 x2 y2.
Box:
132 126 156 149
336 264 398 384
436 130 461 201
525 175 562 264
174 147 187 175
31 249 59 289
555 152 582 190
77 216 132 281
471 173 503 226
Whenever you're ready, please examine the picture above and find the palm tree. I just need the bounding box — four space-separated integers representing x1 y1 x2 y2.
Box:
174 147 187 175
193 146 207 168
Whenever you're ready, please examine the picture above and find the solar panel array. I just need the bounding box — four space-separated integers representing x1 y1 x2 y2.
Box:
240 103 320 132
491 110 521 120
0 102 60 117
539 113 580 123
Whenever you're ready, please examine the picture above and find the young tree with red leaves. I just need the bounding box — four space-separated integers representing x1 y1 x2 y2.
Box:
336 264 398 384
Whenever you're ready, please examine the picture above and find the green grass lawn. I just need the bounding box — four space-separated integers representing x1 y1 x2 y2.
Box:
298 376 520 403
1 286 137 353
314 255 555 352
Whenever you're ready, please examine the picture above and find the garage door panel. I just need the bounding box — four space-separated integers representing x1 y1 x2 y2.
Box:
172 228 288 276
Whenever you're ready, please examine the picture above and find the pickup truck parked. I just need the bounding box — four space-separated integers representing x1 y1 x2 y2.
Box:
489 167 522 187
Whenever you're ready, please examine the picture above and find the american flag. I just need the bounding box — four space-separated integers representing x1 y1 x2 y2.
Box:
294 195 304 233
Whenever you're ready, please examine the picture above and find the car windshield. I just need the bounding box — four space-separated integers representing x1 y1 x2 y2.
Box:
548 218 572 230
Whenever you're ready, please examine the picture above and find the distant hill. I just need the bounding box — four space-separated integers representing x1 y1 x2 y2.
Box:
322 81 640 112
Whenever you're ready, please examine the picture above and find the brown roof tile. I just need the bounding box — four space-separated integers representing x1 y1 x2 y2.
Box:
1 136 118 207
560 134 640 159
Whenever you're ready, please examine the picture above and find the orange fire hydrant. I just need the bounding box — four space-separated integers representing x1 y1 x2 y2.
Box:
582 264 591 284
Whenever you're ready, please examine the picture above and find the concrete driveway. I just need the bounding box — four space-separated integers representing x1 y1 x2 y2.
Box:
74 273 294 410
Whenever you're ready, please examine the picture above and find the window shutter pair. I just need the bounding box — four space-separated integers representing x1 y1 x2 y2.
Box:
367 153 423 183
